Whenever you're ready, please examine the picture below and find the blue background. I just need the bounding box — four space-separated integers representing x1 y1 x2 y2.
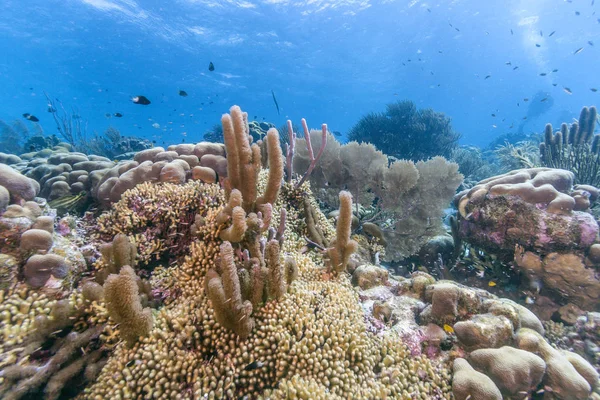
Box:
1 0 599 149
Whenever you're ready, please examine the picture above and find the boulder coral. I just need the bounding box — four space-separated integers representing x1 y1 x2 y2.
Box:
455 167 600 310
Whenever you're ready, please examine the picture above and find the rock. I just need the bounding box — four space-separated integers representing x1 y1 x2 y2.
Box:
454 313 514 351
352 264 389 289
469 346 546 397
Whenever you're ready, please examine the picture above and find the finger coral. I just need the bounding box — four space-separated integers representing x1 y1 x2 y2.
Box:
104 265 153 346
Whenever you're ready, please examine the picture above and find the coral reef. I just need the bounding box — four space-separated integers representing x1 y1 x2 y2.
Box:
348 100 461 162
455 167 600 310
293 130 463 261
2 103 599 400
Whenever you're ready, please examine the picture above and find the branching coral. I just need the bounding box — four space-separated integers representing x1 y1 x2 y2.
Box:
104 265 153 346
539 105 600 186
326 191 358 275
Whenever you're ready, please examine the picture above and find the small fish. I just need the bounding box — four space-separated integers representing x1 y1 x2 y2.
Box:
48 191 86 212
488 281 497 287
549 30 556 37
523 116 528 120
552 69 558 72
105 113 111 118
132 95 151 105
427 8 431 12
535 44 541 47
492 124 497 128
524 98 529 101
552 83 558 86
491 113 496 117
484 75 491 79
589 41 595 46
563 87 573 94
271 89 280 115
22 113 39 122
540 30 543 36
576 11 581 15
114 112 123 117
541 98 548 102
513 66 519 70
443 324 454 334
510 29 514 35
574 47 584 55
455 27 460 32
208 61 215 71
244 361 265 371
592 88 598 92
505 61 512 66
540 72 547 76
179 90 188 97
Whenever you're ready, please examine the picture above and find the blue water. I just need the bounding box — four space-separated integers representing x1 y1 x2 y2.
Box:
0 0 599 149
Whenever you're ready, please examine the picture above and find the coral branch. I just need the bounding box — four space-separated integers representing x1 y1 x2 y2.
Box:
285 120 296 182
327 191 358 275
296 120 327 188
103 266 153 346
205 242 254 338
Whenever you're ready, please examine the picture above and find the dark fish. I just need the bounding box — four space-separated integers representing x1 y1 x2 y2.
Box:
524 98 529 101
540 30 543 36
105 113 111 118
563 87 573 94
47 106 56 113
513 66 519 70
244 361 264 371
491 114 496 117
22 113 39 122
179 90 188 97
540 73 547 76
332 131 342 137
541 98 548 102
575 11 580 15
574 47 584 54
552 69 558 72
271 90 280 115
523 116 528 120
535 44 541 47
152 140 157 143
549 31 556 37
455 27 460 32
589 41 594 46
484 75 491 79
505 61 512 65
427 8 431 12
511 29 514 35
132 95 151 105
208 61 215 71
592 88 598 92
114 113 123 117
552 83 558 86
